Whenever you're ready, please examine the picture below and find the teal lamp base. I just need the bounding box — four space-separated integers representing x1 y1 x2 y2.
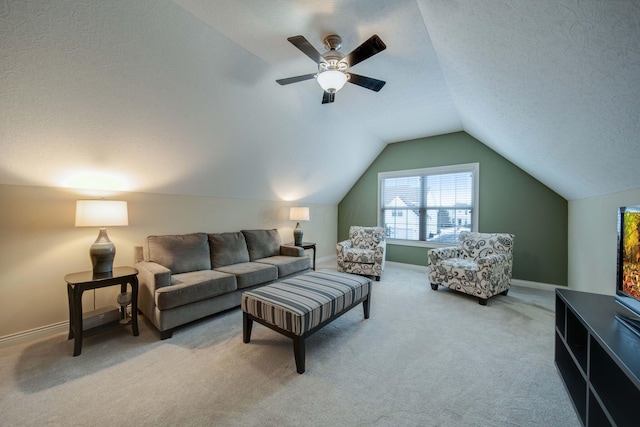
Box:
89 228 116 274
293 222 303 246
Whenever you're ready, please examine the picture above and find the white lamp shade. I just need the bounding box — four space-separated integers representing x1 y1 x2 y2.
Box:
316 70 348 93
289 207 310 222
75 200 129 227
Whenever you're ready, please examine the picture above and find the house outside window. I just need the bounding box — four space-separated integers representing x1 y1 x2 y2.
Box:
378 163 479 247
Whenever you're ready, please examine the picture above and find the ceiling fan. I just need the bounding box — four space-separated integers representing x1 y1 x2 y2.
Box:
276 34 387 104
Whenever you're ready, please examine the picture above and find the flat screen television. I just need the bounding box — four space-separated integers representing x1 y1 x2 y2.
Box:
616 205 640 335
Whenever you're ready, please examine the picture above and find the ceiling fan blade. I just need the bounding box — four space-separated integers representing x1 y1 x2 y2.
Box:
276 73 316 85
343 35 386 68
287 35 328 64
322 91 335 104
347 73 386 92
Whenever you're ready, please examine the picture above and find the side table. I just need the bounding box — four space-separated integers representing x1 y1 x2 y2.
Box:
65 266 139 356
288 242 316 271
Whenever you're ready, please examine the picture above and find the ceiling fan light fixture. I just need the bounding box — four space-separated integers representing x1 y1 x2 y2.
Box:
316 70 348 93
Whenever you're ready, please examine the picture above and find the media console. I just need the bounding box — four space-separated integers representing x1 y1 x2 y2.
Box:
555 289 640 426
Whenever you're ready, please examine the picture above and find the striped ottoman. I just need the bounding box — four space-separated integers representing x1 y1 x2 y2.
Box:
241 269 372 374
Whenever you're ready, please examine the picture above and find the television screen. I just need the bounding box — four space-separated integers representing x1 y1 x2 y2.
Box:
616 205 640 322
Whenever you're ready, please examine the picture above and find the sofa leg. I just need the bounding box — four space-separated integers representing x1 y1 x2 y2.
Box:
430 284 438 290
375 276 380 281
478 298 488 306
501 289 509 296
160 329 173 340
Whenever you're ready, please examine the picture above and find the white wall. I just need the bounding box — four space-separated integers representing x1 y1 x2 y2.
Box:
0 184 337 339
568 187 640 295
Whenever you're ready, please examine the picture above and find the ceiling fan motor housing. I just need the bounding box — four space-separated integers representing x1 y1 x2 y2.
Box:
319 36 348 74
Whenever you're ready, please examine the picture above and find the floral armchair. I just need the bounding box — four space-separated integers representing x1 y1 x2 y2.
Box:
428 232 514 305
337 226 386 281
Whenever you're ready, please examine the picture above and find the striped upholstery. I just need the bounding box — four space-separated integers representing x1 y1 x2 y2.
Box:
241 270 371 336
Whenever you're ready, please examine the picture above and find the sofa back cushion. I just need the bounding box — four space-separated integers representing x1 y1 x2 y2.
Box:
208 232 251 268
144 233 211 274
242 229 281 260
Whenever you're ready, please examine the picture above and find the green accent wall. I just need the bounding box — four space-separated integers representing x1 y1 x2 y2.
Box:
337 131 568 286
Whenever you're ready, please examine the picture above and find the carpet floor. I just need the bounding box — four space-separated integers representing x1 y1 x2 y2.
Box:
0 263 580 426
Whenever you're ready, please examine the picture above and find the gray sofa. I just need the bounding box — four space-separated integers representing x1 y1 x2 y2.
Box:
134 229 311 339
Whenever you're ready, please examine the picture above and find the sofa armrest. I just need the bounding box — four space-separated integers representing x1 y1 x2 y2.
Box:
428 247 460 265
134 246 144 263
280 245 304 257
135 261 172 291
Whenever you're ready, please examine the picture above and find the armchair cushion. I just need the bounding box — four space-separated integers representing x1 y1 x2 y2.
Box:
441 258 478 271
343 248 377 264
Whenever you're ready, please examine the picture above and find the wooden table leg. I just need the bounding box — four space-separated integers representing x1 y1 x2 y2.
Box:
67 284 74 340
73 290 84 356
311 247 316 270
131 279 139 336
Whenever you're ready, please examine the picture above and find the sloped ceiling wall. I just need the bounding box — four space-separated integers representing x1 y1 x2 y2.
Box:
0 0 638 204
418 0 640 199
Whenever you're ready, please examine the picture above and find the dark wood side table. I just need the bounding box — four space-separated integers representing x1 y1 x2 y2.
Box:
65 266 139 356
288 242 316 270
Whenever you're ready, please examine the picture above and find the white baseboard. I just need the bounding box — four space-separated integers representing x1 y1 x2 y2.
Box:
511 279 565 291
315 255 336 265
386 260 428 272
0 321 68 349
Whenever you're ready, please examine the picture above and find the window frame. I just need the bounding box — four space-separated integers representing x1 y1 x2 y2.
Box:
377 163 479 248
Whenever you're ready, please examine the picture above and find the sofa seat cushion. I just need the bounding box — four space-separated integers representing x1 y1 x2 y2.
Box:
255 256 311 278
343 248 376 264
155 270 237 310
208 232 251 268
441 258 479 271
214 262 278 289
145 233 211 274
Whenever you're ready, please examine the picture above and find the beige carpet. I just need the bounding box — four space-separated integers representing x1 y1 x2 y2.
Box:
0 263 580 426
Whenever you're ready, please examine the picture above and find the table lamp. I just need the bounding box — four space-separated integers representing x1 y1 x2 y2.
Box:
75 200 128 274
289 207 309 246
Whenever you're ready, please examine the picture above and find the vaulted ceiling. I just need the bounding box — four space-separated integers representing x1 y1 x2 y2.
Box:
1 0 638 204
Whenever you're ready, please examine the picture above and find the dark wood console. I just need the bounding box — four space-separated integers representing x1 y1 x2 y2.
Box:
555 289 640 426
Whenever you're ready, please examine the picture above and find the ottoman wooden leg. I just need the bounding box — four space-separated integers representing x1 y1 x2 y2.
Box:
243 312 253 343
363 295 371 319
293 336 306 374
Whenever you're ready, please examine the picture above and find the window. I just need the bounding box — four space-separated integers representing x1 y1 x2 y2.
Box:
378 163 479 246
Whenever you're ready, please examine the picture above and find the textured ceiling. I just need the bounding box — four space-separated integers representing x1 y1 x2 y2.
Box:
0 0 638 204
